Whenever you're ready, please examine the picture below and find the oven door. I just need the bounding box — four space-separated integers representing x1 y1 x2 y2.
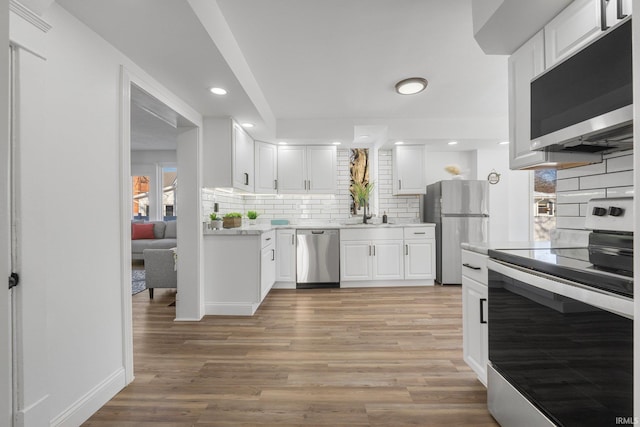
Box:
487 259 633 427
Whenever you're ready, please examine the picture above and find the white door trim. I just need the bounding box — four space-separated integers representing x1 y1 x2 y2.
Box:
118 66 204 383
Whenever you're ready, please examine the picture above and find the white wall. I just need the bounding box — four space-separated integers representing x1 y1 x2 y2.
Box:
34 4 199 425
425 151 476 185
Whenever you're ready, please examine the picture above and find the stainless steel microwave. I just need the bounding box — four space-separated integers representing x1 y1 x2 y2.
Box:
530 18 632 154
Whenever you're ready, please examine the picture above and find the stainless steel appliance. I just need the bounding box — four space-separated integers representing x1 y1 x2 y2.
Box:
530 18 632 155
296 229 340 288
424 180 489 284
487 197 634 426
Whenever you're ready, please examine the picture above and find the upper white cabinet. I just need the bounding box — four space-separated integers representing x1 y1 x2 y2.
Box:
544 0 631 67
255 141 278 194
392 145 426 195
233 124 255 192
203 118 254 192
277 146 336 194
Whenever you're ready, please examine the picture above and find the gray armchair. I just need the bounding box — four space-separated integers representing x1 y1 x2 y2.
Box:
142 248 177 299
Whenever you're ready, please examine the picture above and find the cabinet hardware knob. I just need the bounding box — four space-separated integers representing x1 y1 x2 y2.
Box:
480 298 487 324
463 263 481 271
617 0 627 19
600 0 610 31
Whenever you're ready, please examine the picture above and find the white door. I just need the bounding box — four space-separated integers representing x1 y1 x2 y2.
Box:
254 141 277 194
306 146 336 193
340 241 371 281
1 43 12 427
276 230 296 282
405 240 435 280
277 146 306 193
371 240 404 280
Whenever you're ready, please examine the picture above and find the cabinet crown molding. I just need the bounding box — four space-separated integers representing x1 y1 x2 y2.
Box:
10 0 51 33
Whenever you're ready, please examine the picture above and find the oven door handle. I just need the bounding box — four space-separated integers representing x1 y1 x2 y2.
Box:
486 259 633 319
480 298 487 324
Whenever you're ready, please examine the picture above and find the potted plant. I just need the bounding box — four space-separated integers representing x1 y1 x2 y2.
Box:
209 213 223 230
247 210 259 225
223 212 243 228
351 181 375 224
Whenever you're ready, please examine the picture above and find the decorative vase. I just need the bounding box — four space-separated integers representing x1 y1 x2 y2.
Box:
248 219 256 226
211 219 223 229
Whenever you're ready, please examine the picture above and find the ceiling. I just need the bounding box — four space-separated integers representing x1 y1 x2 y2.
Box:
56 0 510 151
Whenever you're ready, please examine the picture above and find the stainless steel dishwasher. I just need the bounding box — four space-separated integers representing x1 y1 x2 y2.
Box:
296 229 340 288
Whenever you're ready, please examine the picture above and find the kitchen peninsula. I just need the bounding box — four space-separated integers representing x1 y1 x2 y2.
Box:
203 222 436 315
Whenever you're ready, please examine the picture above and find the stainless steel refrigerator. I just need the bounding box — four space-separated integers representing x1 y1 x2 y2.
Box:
423 180 489 284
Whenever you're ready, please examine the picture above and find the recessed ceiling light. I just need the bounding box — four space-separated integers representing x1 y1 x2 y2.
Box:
395 141 404 145
395 77 428 95
241 123 254 128
499 141 510 145
332 141 341 145
209 87 227 95
359 135 369 139
448 141 458 145
278 141 287 145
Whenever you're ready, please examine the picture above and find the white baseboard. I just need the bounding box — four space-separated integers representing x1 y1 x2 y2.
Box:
204 301 258 316
341 279 434 288
16 393 49 427
50 367 126 427
272 281 296 289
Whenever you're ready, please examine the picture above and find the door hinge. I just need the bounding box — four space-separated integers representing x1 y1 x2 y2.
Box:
8 272 19 289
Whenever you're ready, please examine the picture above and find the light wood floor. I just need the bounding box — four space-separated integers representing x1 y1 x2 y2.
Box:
83 286 498 426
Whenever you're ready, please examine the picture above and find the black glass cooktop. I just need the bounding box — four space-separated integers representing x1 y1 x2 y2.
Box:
488 247 634 298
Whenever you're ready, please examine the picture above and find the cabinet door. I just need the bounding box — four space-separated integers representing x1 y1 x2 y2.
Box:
509 30 548 170
462 276 488 385
392 146 426 195
232 124 254 191
277 146 307 193
261 245 276 301
544 0 601 68
371 240 404 280
404 240 435 280
255 141 278 194
340 241 372 281
276 230 296 282
306 146 336 193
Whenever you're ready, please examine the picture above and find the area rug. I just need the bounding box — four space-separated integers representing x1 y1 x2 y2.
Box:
132 270 146 295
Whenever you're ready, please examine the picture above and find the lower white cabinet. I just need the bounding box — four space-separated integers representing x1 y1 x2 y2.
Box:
403 226 436 280
461 249 489 385
340 228 405 282
260 242 276 301
276 229 296 283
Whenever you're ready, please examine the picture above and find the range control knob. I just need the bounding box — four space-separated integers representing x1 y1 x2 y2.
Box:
608 206 625 217
592 207 608 216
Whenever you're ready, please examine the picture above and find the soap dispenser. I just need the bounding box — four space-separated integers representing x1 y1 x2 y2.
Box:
382 211 388 224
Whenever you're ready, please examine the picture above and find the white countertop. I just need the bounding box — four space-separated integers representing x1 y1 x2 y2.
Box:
204 221 435 236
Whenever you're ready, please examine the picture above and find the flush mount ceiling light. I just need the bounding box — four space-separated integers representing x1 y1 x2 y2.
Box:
395 77 428 95
241 123 254 128
209 87 227 95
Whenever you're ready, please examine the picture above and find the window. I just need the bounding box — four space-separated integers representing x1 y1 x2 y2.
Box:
162 167 177 220
533 169 556 241
132 175 150 220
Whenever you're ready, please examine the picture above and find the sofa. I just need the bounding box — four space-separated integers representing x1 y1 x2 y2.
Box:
131 220 177 260
143 248 177 299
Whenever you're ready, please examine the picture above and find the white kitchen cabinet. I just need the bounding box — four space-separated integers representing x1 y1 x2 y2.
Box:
260 241 276 302
340 228 404 282
403 227 435 280
545 0 632 68
202 118 255 192
277 146 336 194
461 249 489 386
392 145 426 195
255 141 278 194
275 229 296 284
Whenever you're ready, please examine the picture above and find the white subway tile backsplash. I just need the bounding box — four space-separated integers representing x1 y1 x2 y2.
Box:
606 153 633 173
555 216 586 230
556 162 606 179
556 204 579 217
556 189 606 204
556 178 579 192
579 170 633 190
606 186 635 197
